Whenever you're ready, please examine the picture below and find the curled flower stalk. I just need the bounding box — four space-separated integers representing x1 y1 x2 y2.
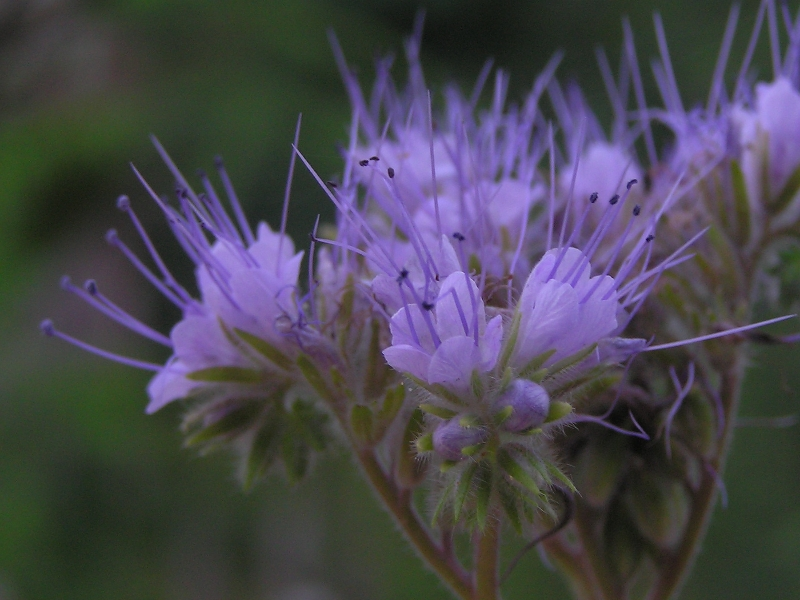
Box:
42 4 800 600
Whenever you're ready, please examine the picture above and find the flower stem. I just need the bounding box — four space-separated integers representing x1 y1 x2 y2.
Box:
355 448 474 600
474 512 501 600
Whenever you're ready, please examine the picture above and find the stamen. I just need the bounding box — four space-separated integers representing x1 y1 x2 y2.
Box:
645 315 796 351
40 319 163 372
277 114 303 275
214 155 255 246
105 229 188 310
60 276 172 347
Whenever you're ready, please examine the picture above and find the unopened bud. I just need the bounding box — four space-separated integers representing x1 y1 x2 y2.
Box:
432 417 487 461
494 379 550 432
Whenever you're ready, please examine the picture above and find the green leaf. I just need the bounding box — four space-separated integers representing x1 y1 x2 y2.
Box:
187 366 264 383
351 405 374 444
233 328 293 371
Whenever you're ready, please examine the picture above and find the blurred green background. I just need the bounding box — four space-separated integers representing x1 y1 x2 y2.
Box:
1 0 798 598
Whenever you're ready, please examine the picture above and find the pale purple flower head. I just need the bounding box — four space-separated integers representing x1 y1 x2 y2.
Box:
44 140 307 415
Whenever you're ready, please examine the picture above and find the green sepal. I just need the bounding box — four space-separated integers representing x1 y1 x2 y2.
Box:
296 355 336 403
519 349 557 379
187 366 264 383
404 374 467 406
494 405 514 426
233 328 293 371
543 344 597 379
281 433 310 485
432 478 457 525
546 463 577 494
290 399 329 452
603 504 645 579
440 460 459 473
497 477 523 534
350 404 374 444
396 408 427 488
454 461 479 521
475 461 493 530
572 434 625 507
545 401 573 423
730 159 752 245
364 320 392 401
373 384 405 440
772 159 800 214
184 400 261 447
470 370 485 399
459 414 481 428
625 472 691 549
415 432 434 453
497 448 541 498
419 403 457 420
497 312 521 372
244 406 285 488
461 443 483 457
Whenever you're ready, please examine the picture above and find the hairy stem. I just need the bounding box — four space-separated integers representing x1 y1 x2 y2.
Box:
356 448 474 600
474 511 501 600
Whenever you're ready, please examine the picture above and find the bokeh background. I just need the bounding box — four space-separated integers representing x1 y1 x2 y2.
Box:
1 0 799 598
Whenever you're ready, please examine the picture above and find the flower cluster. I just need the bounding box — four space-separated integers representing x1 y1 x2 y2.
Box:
43 4 800 599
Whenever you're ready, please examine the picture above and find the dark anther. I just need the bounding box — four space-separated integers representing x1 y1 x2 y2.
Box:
326 181 338 189
396 268 409 283
369 156 379 162
84 280 98 295
632 205 641 216
627 178 638 190
452 232 465 242
196 169 207 179
421 301 434 311
643 171 652 192
609 194 620 205
646 234 655 242
359 159 369 167
589 192 599 203
214 155 224 169
40 319 55 336
388 167 395 178
116 195 130 211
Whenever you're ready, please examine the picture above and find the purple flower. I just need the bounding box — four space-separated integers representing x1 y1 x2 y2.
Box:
44 141 306 415
383 270 503 396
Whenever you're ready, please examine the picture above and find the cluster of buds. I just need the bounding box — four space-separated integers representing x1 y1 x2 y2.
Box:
43 3 800 599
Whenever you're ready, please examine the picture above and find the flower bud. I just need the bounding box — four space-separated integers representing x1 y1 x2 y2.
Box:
494 379 550 432
432 417 487 461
